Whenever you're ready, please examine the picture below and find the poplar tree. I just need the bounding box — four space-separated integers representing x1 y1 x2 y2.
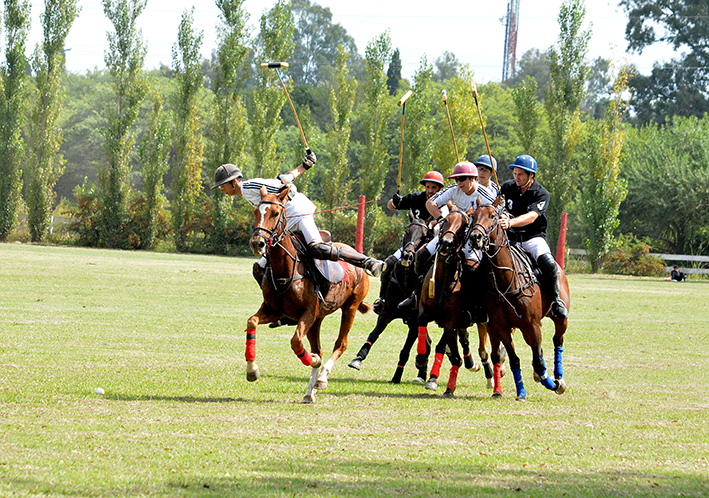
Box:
511 75 542 156
543 0 590 248
171 7 204 252
0 0 31 241
322 45 355 228
210 0 250 254
359 32 392 253
100 0 148 248
26 0 79 242
251 0 294 179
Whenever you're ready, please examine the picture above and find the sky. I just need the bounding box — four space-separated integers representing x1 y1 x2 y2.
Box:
25 0 679 83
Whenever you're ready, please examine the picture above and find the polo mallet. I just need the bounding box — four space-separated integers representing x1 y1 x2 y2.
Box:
260 61 309 151
471 79 500 188
429 252 438 299
396 90 414 195
442 90 460 163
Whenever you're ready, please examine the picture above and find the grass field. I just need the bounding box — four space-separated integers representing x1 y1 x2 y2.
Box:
1 243 708 497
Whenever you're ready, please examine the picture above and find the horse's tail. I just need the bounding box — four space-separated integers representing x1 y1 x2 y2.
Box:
358 301 373 314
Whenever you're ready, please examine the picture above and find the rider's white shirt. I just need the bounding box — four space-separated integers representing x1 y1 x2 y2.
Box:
429 184 480 212
477 182 499 206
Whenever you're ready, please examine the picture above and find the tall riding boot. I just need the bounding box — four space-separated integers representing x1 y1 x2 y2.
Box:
398 247 432 311
252 261 266 286
373 255 397 314
537 253 568 318
309 242 385 277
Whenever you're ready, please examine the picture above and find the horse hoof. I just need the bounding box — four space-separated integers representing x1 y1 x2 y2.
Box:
412 376 425 385
492 391 502 398
555 378 567 395
443 388 455 398
302 394 315 404
533 372 541 383
348 357 362 370
500 365 506 378
310 354 322 369
389 378 401 385
486 378 494 389
470 360 482 372
315 380 328 390
515 395 527 402
425 378 438 391
246 369 260 382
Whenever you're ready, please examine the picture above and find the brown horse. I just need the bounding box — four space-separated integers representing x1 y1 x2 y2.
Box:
468 200 570 400
415 209 472 397
245 185 371 403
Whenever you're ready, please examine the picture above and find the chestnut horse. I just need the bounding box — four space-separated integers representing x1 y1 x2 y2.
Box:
415 209 472 397
245 186 371 403
468 200 570 400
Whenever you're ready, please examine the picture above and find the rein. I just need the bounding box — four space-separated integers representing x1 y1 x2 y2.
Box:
253 200 301 294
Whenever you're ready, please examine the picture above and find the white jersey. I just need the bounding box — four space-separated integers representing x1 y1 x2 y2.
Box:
477 181 499 206
241 178 318 235
429 184 479 212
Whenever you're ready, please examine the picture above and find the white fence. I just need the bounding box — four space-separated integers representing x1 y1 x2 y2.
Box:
568 249 709 275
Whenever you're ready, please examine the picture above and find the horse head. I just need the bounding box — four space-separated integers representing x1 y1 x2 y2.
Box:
400 210 431 267
249 185 290 257
469 197 504 254
437 209 469 259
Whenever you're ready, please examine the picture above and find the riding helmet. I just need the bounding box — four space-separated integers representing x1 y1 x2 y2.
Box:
508 155 538 174
447 161 478 179
212 163 243 189
419 170 445 187
473 154 497 172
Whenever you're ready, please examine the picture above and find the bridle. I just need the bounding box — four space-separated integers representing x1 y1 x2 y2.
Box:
401 218 430 255
438 210 469 258
252 200 288 249
468 205 504 257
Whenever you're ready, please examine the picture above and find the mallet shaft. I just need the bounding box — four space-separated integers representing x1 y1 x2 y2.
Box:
442 90 459 163
470 79 500 188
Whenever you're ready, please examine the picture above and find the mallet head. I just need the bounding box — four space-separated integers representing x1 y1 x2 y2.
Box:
260 62 289 69
441 89 448 102
397 90 413 106
471 79 479 99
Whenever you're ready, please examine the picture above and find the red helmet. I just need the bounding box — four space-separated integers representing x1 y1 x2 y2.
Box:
447 161 478 179
419 170 445 187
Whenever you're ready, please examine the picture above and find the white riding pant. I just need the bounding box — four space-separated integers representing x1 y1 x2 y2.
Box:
513 236 552 261
258 214 322 268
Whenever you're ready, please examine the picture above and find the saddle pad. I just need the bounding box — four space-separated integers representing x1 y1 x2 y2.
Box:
314 259 347 283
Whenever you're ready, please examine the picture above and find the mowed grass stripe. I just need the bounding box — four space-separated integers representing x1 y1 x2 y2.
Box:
1 243 708 497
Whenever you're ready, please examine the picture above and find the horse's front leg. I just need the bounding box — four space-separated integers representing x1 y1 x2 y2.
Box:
529 324 567 396
426 331 448 391
458 328 481 372
477 322 494 387
245 305 280 382
444 328 463 397
290 312 320 369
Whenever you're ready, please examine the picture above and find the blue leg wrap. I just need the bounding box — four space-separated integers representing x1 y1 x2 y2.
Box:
554 346 564 379
512 368 526 398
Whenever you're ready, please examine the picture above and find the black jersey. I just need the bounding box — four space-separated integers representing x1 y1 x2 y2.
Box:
397 191 432 221
500 179 550 242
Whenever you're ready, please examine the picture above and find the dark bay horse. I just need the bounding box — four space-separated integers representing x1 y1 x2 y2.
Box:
468 201 570 400
416 209 472 397
245 185 371 403
347 212 433 382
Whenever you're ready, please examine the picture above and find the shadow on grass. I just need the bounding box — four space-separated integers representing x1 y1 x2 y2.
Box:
8 459 709 497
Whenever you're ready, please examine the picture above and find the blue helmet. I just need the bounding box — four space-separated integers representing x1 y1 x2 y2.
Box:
473 154 497 172
508 155 537 174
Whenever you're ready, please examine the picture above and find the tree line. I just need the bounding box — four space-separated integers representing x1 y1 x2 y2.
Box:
1 0 707 270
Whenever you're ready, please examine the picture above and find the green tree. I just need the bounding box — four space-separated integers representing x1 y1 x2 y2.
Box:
289 0 358 86
322 45 355 228
543 0 590 248
171 7 204 252
386 48 401 96
26 0 79 242
138 86 170 250
619 116 709 255
100 0 148 248
400 56 436 195
0 0 31 241
359 31 392 252
433 51 460 83
209 0 250 255
580 64 630 272
251 0 294 179
512 75 542 155
504 48 550 99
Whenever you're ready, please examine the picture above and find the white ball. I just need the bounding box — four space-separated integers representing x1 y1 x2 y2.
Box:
95 387 105 395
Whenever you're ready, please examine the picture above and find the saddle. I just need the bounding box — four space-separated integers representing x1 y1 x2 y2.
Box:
289 231 347 284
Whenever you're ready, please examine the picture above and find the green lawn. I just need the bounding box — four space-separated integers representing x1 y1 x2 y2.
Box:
1 243 708 497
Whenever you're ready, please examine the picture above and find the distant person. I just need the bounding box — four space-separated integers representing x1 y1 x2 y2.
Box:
670 266 686 282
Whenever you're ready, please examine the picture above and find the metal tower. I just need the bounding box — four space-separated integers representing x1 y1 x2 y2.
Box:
502 0 520 81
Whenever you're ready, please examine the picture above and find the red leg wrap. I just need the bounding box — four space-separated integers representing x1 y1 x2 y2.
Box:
296 347 313 366
493 363 502 395
447 365 460 392
417 326 428 355
430 352 444 378
245 328 256 362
